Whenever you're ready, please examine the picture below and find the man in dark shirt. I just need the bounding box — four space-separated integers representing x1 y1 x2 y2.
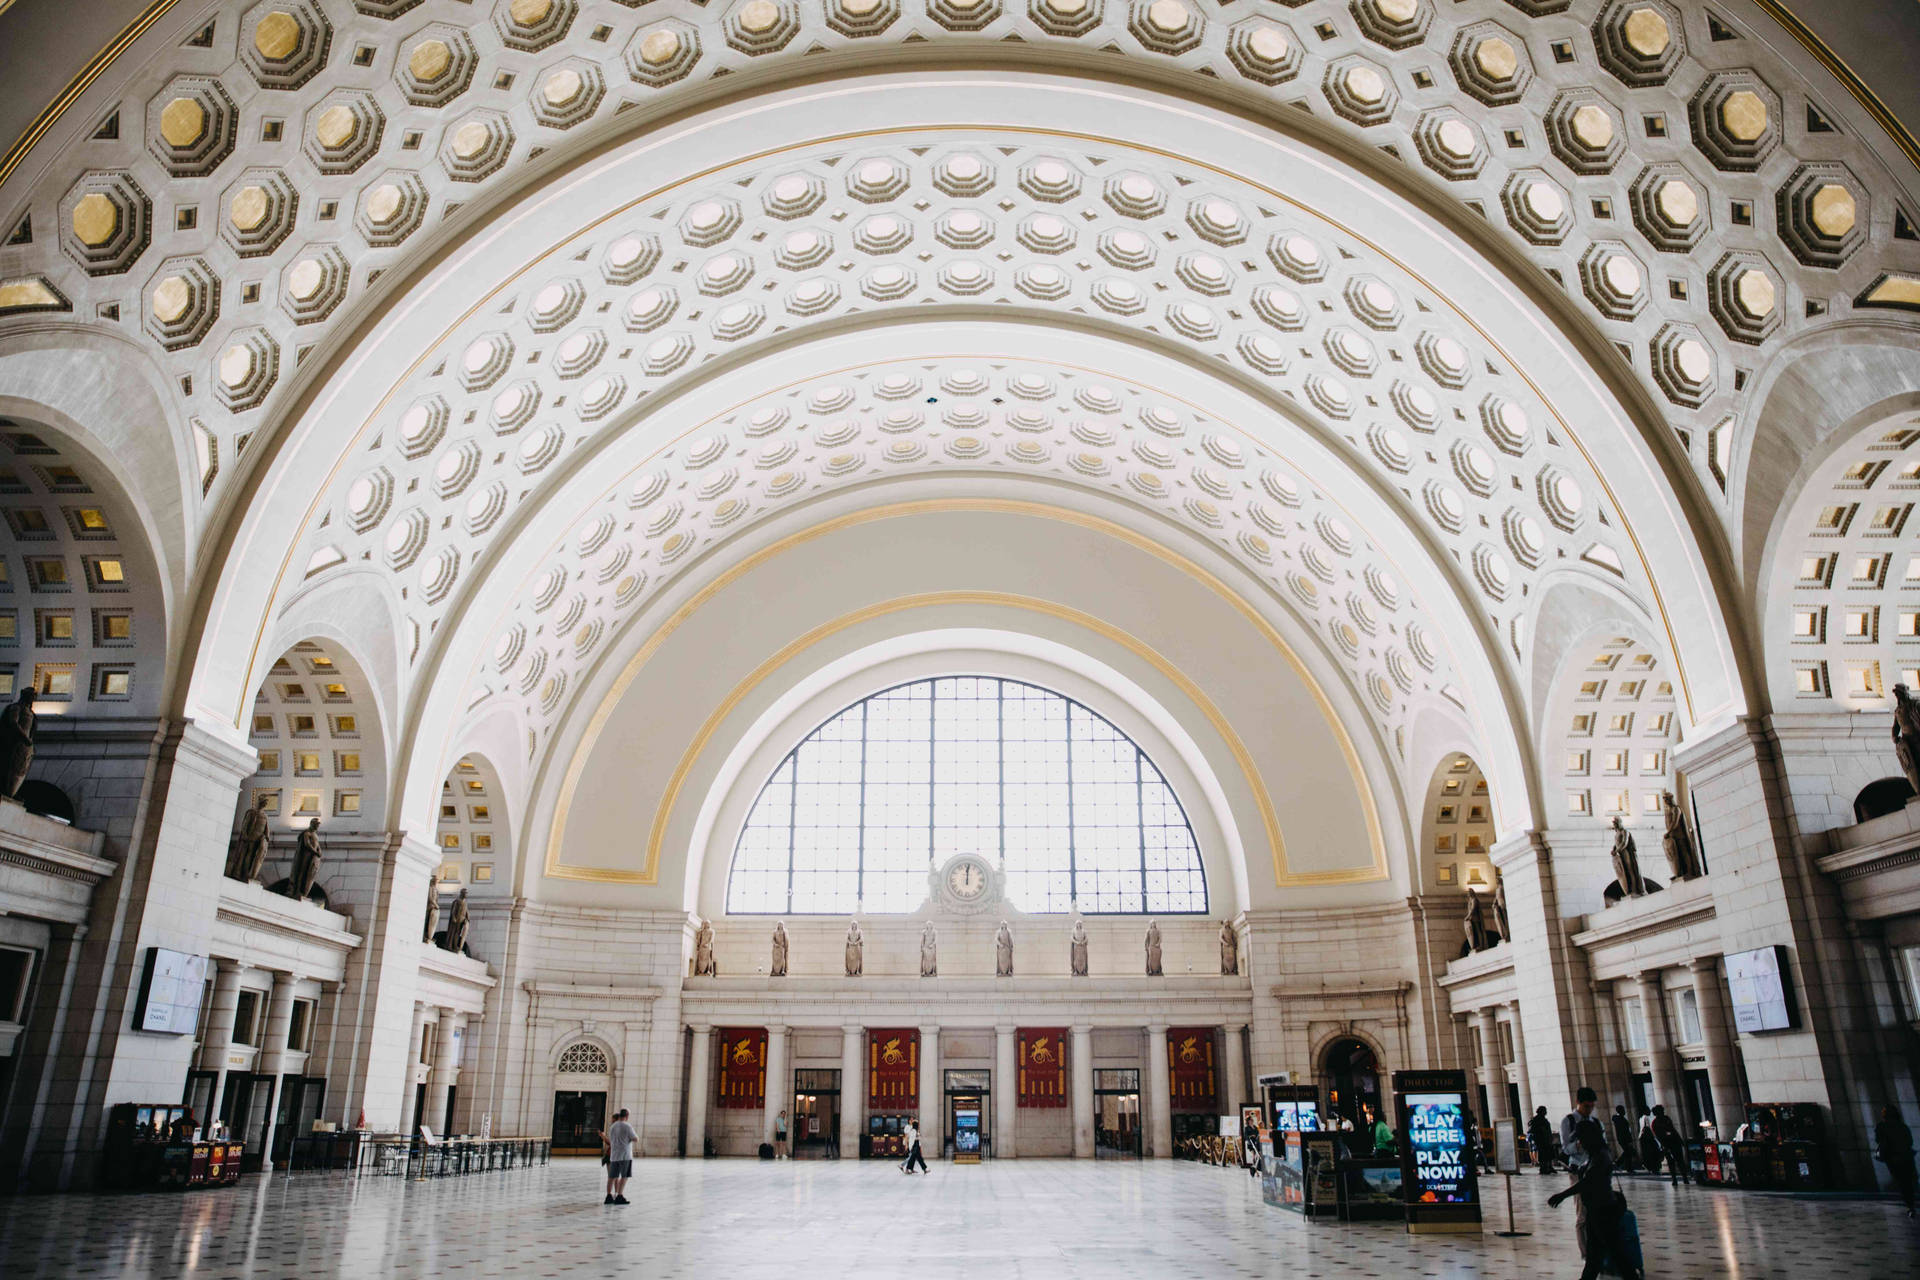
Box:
1877 1105 1917 1218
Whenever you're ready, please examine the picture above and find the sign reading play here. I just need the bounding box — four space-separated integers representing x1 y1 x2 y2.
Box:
1405 1094 1474 1204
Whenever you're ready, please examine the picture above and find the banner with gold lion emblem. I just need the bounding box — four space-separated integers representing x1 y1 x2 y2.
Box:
867 1028 919 1112
717 1027 767 1109
1167 1027 1218 1114
1018 1028 1069 1108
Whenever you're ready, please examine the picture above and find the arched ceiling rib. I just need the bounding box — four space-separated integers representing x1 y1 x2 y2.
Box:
0 0 1916 535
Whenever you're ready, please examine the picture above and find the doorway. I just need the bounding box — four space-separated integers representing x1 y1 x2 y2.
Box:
944 1068 991 1160
551 1090 606 1155
793 1068 841 1159
1094 1069 1141 1159
1321 1037 1381 1129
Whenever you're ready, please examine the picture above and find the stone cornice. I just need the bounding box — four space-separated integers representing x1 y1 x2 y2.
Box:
419 945 496 994
1269 980 1413 1002
213 879 361 956
0 799 111 884
1670 716 1767 780
1437 943 1515 990
1569 876 1718 951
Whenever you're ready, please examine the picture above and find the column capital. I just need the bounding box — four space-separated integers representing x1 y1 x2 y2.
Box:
1071 1023 1093 1037
765 1022 788 1036
1491 829 1551 872
1146 1022 1169 1036
995 1023 1017 1035
1636 967 1668 988
918 1024 940 1037
688 1021 713 1035
1222 1021 1248 1035
1687 954 1722 977
842 1023 864 1036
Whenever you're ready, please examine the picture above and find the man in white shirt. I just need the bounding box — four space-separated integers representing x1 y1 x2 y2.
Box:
1559 1088 1598 1258
602 1109 638 1205
901 1121 929 1174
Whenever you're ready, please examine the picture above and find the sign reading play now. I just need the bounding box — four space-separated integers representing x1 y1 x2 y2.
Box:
1406 1095 1473 1203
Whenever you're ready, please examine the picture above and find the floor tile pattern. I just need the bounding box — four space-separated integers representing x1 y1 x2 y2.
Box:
1 1158 1915 1278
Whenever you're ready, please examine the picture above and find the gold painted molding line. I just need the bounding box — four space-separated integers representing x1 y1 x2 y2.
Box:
1749 0 1920 175
0 0 184 192
543 503 1392 890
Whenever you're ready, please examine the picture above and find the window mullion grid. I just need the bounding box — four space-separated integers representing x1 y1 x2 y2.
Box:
1134 745 1148 915
927 680 939 878
856 701 869 912
784 751 798 914
1064 696 1078 913
996 680 1006 880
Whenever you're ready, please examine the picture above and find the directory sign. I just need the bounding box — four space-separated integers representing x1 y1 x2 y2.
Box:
954 1108 981 1154
1726 945 1796 1032
1392 1070 1482 1234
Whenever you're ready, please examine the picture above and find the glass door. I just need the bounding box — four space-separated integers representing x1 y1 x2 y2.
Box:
1094 1069 1141 1160
550 1090 606 1154
944 1069 991 1159
793 1069 840 1159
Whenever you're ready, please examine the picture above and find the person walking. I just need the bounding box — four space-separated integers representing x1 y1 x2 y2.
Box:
901 1120 929 1174
1528 1106 1557 1175
601 1108 637 1205
1550 1115 1643 1280
773 1109 789 1161
1876 1104 1917 1218
1651 1105 1689 1184
1611 1106 1638 1173
1559 1088 1599 1257
1637 1110 1662 1175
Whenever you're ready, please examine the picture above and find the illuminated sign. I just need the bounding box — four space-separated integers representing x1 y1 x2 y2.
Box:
1404 1093 1474 1205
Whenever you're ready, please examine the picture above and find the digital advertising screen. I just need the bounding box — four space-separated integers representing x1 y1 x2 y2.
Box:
1726 945 1796 1033
1403 1093 1475 1205
954 1110 981 1154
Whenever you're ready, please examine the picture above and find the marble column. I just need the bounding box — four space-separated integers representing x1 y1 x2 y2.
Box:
918 1025 941 1159
1223 1024 1248 1113
426 1008 463 1135
395 1003 431 1139
761 1024 789 1149
1688 956 1744 1134
1472 1009 1509 1122
840 1024 864 1159
1507 1000 1534 1123
198 959 246 1128
254 972 301 1167
1071 1024 1094 1159
995 1024 1018 1159
685 1024 713 1158
1637 970 1680 1113
1147 1023 1172 1160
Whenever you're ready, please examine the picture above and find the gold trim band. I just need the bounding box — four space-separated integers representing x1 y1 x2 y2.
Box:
542 500 1392 890
0 0 184 192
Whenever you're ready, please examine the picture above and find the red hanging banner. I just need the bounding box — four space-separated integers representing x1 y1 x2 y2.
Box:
1167 1027 1218 1114
1018 1028 1069 1108
716 1027 767 1109
867 1028 919 1113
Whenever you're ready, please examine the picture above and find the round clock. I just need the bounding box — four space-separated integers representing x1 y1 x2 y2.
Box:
947 857 990 902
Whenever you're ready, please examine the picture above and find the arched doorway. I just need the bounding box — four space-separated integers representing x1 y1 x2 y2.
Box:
551 1041 612 1155
1321 1037 1382 1131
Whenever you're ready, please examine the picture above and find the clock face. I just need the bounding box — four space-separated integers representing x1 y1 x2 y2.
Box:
947 859 989 900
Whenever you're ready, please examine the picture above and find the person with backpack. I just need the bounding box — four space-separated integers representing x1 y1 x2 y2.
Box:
1528 1106 1557 1175
600 1108 637 1206
1550 1116 1643 1280
1651 1105 1689 1185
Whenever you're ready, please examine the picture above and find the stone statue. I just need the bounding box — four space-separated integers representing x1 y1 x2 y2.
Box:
286 818 323 900
845 920 863 977
1893 683 1920 795
1661 791 1702 881
995 920 1014 977
1145 920 1163 976
1491 874 1511 945
1069 919 1089 977
0 689 36 801
1219 920 1239 976
1609 816 1647 898
227 795 271 884
444 888 471 956
1463 891 1490 953
423 882 439 943
920 922 938 978
770 921 789 977
692 917 717 977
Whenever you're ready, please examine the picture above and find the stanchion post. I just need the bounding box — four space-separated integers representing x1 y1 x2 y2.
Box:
1492 1118 1531 1238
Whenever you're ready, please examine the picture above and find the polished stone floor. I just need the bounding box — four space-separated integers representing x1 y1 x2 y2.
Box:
1 1157 1915 1279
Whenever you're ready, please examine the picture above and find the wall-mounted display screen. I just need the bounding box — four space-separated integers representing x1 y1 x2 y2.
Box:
134 947 209 1035
1726 945 1796 1033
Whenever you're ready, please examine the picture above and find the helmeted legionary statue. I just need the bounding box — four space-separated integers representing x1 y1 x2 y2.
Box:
692 916 717 976
770 921 789 977
995 920 1014 977
845 919 864 977
920 922 938 978
0 689 37 801
1893 683 1920 795
1069 919 1089 977
1609 816 1648 898
423 882 439 943
1219 920 1239 976
1463 891 1491 953
444 888 471 956
287 818 324 900
1145 920 1163 976
1661 791 1703 882
228 794 271 884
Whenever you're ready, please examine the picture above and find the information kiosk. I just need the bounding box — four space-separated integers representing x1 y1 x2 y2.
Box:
1392 1070 1481 1235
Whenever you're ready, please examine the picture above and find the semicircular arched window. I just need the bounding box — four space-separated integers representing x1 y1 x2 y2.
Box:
557 1041 610 1075
725 676 1207 915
